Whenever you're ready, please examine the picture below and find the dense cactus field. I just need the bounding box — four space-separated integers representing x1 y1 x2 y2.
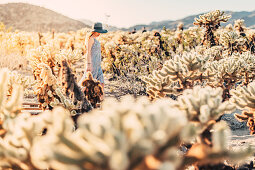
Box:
1 10 255 169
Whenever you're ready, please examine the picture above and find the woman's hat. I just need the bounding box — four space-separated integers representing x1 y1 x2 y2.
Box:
92 22 108 33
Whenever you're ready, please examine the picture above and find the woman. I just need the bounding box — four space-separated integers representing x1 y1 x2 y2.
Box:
79 22 107 90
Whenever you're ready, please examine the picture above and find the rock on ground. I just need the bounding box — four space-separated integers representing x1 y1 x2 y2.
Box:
221 109 248 130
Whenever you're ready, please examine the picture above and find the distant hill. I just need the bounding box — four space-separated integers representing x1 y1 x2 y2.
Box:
123 10 255 31
1 3 255 33
0 3 90 32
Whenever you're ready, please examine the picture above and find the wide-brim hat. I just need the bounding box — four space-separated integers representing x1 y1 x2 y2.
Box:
92 22 108 33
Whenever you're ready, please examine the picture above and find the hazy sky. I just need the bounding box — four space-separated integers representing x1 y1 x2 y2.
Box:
1 0 255 28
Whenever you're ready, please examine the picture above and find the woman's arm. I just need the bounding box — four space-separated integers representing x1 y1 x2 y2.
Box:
86 37 94 72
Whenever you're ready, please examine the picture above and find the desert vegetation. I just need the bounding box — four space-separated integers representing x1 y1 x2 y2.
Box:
1 10 255 169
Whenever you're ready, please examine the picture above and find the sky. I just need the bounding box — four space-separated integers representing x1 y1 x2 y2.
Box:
0 0 255 28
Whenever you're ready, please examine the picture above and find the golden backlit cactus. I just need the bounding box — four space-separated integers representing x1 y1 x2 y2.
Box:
7 71 35 97
27 42 92 116
56 48 83 69
34 63 77 113
0 68 51 169
27 44 58 77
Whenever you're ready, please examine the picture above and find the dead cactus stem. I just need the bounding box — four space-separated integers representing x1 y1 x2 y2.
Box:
81 72 104 108
59 60 92 113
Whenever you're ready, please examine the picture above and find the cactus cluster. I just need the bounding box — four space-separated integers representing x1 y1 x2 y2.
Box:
1 10 255 169
230 81 255 134
0 69 48 169
34 63 77 112
27 43 94 116
143 51 210 99
219 31 248 54
7 71 35 97
176 86 235 124
144 51 255 101
0 68 253 169
194 10 231 47
1 10 255 79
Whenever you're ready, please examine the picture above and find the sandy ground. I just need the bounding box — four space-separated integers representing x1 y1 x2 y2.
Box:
230 128 255 150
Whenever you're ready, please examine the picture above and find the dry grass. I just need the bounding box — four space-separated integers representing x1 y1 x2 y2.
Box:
0 50 31 75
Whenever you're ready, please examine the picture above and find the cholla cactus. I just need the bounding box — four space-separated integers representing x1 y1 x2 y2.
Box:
175 86 235 147
175 87 251 169
182 27 203 51
234 19 246 36
7 71 35 97
27 45 58 77
204 45 223 61
143 52 210 99
206 56 246 100
176 86 235 124
177 23 184 31
144 49 255 101
0 68 52 169
219 31 248 54
31 96 189 170
143 69 174 100
234 111 255 134
30 95 252 170
245 29 255 54
194 10 231 47
0 69 253 169
204 52 255 99
225 24 234 31
230 81 255 134
56 48 83 69
34 63 77 113
28 42 92 116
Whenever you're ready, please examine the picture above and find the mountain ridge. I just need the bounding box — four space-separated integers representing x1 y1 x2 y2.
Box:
0 2 90 32
1 3 255 32
121 10 255 31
